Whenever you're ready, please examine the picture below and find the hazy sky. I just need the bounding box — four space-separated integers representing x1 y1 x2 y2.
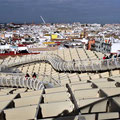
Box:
0 0 120 24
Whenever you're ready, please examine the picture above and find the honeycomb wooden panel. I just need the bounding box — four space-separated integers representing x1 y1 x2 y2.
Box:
102 88 120 96
111 70 120 76
77 98 102 108
0 94 17 102
45 86 67 94
4 105 37 120
40 101 74 118
43 92 70 103
13 88 27 94
33 63 40 74
82 114 96 120
69 48 77 59
89 74 100 80
70 80 87 85
90 78 108 83
112 96 120 106
100 72 110 78
79 75 90 81
27 64 34 74
70 83 92 91
0 92 7 96
80 99 108 113
39 63 46 75
14 95 40 107
85 50 97 60
21 65 29 74
60 79 70 85
94 81 116 88
51 73 60 82
40 115 79 120
64 49 72 61
74 89 99 99
68 74 80 83
59 74 69 84
57 49 64 59
109 76 120 83
20 90 43 98
98 112 119 119
0 100 11 111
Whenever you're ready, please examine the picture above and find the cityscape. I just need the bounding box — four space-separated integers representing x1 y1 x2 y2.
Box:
0 0 120 120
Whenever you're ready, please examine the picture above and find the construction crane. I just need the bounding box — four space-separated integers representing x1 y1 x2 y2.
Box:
40 16 46 24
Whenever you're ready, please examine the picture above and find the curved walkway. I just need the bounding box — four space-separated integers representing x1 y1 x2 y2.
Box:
0 76 44 90
1 53 120 72
0 72 62 90
0 53 120 90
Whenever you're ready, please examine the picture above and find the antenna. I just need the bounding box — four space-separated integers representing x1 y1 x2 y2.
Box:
40 16 46 24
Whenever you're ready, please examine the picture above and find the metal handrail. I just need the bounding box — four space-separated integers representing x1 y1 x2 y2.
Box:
0 53 120 72
0 76 44 90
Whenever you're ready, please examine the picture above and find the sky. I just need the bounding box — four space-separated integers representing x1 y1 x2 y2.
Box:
0 0 120 24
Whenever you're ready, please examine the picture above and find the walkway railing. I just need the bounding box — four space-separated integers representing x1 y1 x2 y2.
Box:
0 76 44 90
0 54 120 90
1 53 120 72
